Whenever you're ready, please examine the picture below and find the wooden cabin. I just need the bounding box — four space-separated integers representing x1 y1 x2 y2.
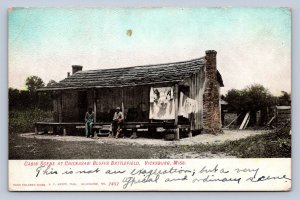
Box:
275 106 291 127
37 50 224 138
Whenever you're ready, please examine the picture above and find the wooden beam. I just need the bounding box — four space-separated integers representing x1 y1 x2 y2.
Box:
239 112 250 130
266 115 276 126
224 113 241 128
174 84 179 125
63 127 67 136
174 84 180 140
121 87 124 114
244 116 250 129
189 113 194 138
188 128 192 138
58 91 63 123
175 128 180 140
35 125 38 134
93 89 97 123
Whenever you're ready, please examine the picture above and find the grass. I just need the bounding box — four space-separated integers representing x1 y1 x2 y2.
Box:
220 127 291 158
184 128 291 158
9 128 291 159
9 133 159 159
9 109 53 133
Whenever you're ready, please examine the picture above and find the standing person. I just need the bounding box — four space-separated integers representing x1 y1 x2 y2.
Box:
85 107 94 138
112 107 124 139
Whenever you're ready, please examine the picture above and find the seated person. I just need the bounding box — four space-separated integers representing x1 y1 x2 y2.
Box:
85 107 94 138
112 107 124 139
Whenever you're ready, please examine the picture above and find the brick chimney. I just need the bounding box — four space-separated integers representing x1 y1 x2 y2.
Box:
202 50 222 135
72 65 83 74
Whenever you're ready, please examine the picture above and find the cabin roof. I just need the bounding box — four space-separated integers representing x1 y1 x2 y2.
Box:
39 57 224 91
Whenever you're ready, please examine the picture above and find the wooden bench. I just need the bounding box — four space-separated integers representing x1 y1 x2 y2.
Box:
35 122 110 136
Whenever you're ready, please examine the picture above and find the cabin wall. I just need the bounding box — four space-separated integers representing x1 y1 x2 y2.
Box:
55 83 195 124
123 86 150 122
54 85 164 123
61 91 80 122
52 93 59 122
95 86 150 122
87 90 94 110
54 93 63 122
183 67 206 130
96 88 122 122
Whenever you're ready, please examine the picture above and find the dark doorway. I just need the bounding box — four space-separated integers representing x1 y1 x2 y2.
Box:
78 91 88 122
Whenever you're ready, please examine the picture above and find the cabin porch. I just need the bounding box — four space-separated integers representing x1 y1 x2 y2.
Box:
34 121 192 139
36 83 196 140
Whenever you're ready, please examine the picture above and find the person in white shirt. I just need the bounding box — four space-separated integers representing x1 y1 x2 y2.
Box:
112 107 124 139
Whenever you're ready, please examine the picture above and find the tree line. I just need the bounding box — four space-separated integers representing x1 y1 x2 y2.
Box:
9 76 57 110
222 84 291 126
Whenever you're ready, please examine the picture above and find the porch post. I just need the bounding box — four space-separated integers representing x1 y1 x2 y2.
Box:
63 127 67 136
58 91 63 123
121 87 124 114
34 123 38 134
93 89 97 123
189 113 194 138
174 84 180 140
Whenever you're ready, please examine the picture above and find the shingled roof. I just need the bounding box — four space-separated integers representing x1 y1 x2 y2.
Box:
40 57 223 91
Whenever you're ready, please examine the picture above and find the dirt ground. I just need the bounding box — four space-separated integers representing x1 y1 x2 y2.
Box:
19 129 268 146
9 129 269 159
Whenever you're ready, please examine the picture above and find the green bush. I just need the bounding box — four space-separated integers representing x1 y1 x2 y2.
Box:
9 109 53 133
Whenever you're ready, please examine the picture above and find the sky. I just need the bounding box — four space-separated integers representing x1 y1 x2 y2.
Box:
8 7 291 95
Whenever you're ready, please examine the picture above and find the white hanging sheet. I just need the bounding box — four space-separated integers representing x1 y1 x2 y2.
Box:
149 87 175 120
178 92 197 119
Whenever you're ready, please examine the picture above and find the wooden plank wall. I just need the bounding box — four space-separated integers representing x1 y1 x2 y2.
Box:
183 67 206 130
96 88 122 122
276 108 291 127
61 91 79 122
52 96 59 122
54 80 208 127
55 87 151 123
123 86 150 122
86 90 94 110
96 86 150 122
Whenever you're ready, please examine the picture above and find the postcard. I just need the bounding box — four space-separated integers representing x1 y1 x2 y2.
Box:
8 7 291 191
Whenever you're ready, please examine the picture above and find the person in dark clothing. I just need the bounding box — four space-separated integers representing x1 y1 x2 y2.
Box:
85 107 94 138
